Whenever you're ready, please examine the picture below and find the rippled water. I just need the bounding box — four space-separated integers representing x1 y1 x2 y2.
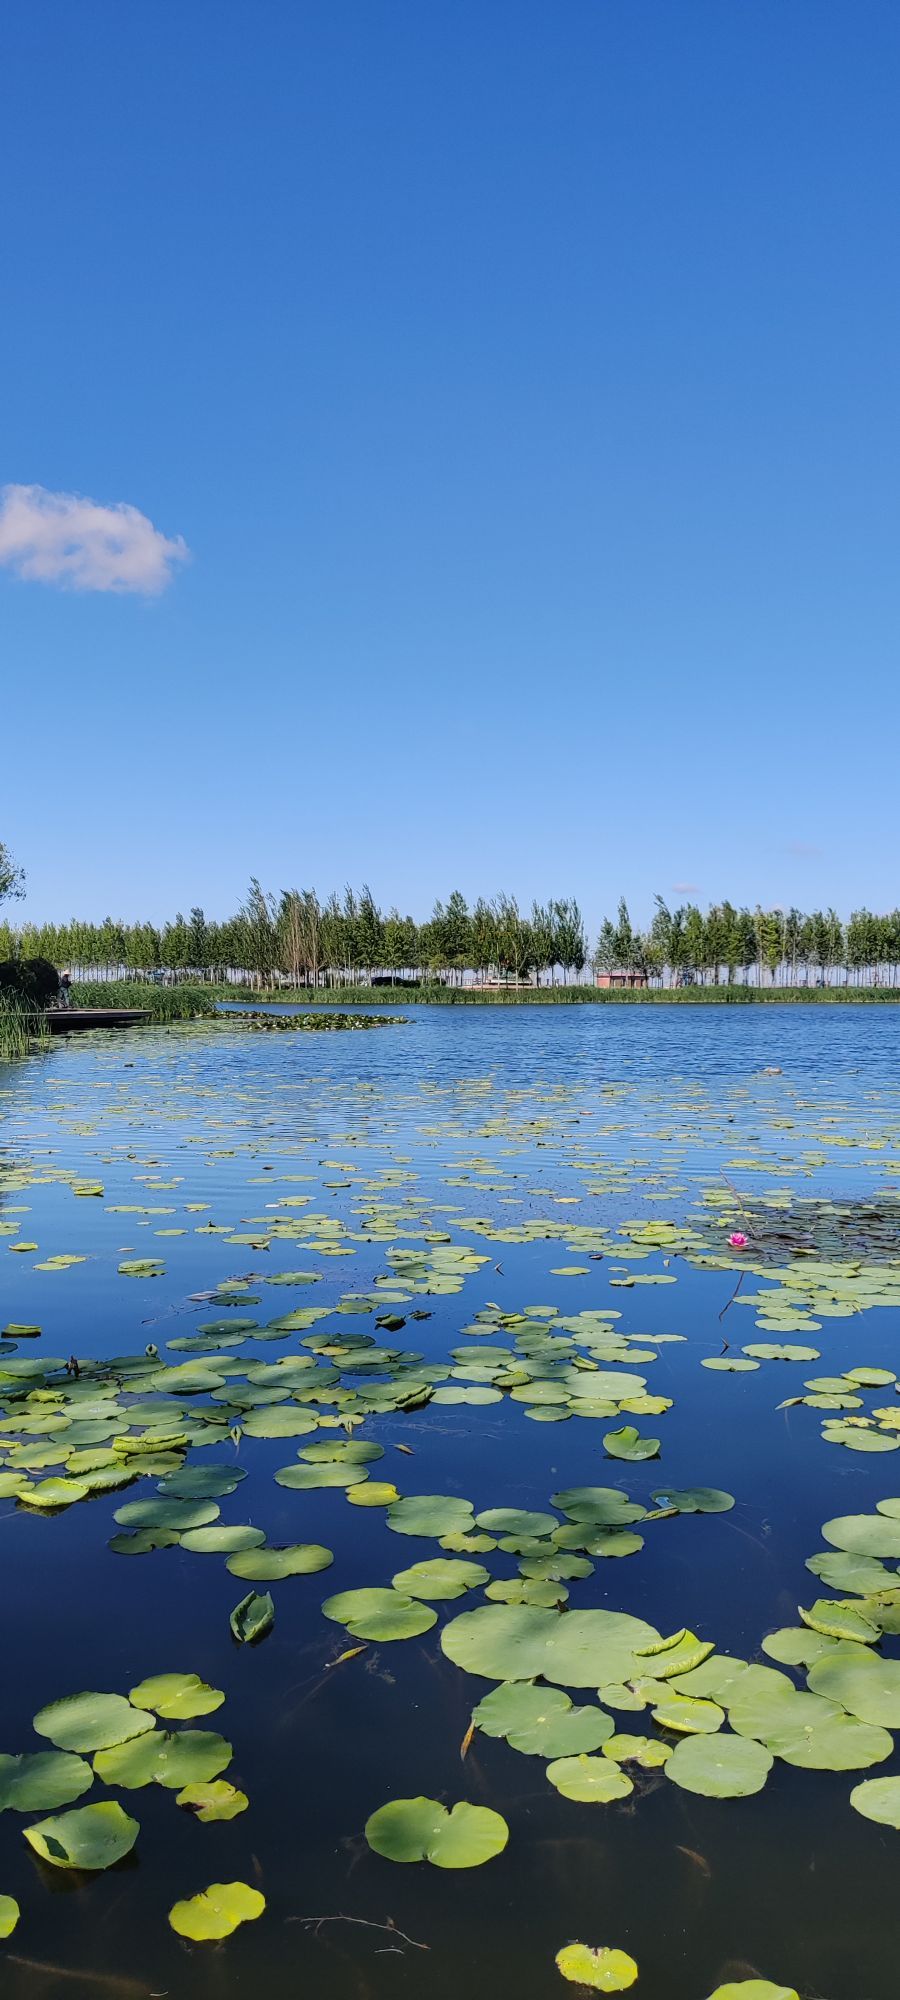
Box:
1 1004 899 2000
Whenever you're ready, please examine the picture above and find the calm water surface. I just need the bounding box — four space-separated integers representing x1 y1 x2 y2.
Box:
1 1005 899 2000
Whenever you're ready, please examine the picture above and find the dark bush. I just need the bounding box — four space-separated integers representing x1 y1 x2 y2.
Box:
0 957 60 1006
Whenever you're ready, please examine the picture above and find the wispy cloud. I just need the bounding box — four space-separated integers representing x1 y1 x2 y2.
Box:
0 483 189 594
671 881 699 894
783 840 823 860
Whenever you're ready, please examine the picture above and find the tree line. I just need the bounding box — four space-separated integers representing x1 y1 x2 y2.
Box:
3 862 900 986
0 884 588 985
595 896 900 985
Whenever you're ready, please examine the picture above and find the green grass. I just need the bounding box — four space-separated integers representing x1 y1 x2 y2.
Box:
0 993 49 1057
72 981 220 1021
67 979 900 1013
225 982 900 1007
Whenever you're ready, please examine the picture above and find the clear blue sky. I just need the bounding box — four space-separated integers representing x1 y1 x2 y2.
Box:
2 1 898 934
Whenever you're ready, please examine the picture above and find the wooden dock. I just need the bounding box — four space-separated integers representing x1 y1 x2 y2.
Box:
46 1009 150 1034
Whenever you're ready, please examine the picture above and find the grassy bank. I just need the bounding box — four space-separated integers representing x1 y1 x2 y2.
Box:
0 994 49 1057
231 982 900 1006
93 980 900 1008
73 981 220 1021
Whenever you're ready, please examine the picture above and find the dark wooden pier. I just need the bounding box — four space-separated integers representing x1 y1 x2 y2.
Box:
46 1009 150 1034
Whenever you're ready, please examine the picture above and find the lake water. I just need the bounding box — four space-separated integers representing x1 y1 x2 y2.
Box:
1 1004 899 2000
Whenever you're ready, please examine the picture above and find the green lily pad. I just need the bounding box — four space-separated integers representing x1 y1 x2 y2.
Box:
226 1544 333 1580
798 1600 879 1644
603 1734 671 1768
94 1729 232 1790
665 1733 772 1797
806 1551 899 1595
128 1674 225 1720
849 1775 900 1829
113 1498 220 1532
474 1508 559 1538
391 1559 489 1601
109 1529 181 1556
180 1525 267 1554
161 1465 247 1498
240 1408 318 1438
473 1682 613 1757
556 1943 638 1990
546 1755 633 1802
651 1693 724 1734
365 1796 508 1867
603 1427 660 1460
651 1488 734 1514
442 1606 660 1689
33 1693 155 1754
807 1649 900 1726
18 1477 89 1509
176 1780 248 1821
274 1463 362 1490
322 1587 437 1640
24 1800 139 1869
706 1987 798 1999
822 1513 900 1559
230 1591 275 1643
385 1495 476 1538
0 1751 93 1812
347 1481 401 1506
0 1896 19 1938
168 1879 265 1939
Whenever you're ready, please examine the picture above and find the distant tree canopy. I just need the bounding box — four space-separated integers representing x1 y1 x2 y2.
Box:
3 886 899 987
0 841 24 908
0 888 588 986
0 957 59 1005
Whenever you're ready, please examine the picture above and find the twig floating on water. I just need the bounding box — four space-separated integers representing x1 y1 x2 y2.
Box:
288 1915 429 1951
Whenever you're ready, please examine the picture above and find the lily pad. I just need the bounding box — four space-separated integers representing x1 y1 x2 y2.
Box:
0 1751 93 1813
226 1544 334 1580
556 1943 638 1990
33 1693 155 1754
391 1558 489 1600
176 1780 248 1821
822 1513 900 1559
230 1591 275 1643
706 1988 798 1999
603 1427 660 1460
473 1682 613 1757
807 1649 900 1726
442 1606 660 1689
849 1775 900 1829
0 1896 19 1938
94 1729 232 1790
665 1733 772 1797
168 1879 265 1940
365 1795 508 1867
475 1508 559 1538
322 1587 437 1640
546 1756 633 1802
651 1488 734 1514
386 1495 476 1538
24 1800 139 1869
128 1674 225 1720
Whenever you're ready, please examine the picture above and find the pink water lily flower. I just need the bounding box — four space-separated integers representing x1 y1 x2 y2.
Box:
728 1231 749 1249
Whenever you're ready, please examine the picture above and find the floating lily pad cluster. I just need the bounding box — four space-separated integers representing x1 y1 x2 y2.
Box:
4 1028 900 1989
0 1672 255 1935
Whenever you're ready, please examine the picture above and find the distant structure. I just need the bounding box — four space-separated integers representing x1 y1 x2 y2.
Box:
595 970 648 990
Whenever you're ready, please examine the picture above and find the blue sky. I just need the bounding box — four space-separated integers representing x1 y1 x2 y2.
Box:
2 1 898 933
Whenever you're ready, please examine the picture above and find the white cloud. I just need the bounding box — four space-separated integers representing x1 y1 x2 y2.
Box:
671 881 699 894
0 483 189 594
